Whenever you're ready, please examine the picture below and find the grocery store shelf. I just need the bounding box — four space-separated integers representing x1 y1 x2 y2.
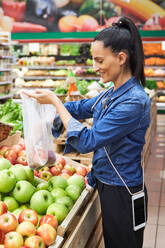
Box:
156 102 165 110
146 77 165 81
0 68 12 72
145 66 165 69
0 81 12 85
23 76 100 81
0 94 13 100
16 65 93 70
0 56 13 59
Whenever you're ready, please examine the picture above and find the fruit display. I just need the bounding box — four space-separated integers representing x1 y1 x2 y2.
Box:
0 147 90 247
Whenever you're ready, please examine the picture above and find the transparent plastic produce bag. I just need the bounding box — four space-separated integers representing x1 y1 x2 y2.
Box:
21 92 56 170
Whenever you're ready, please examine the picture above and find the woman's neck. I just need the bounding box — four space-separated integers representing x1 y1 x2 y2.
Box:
113 71 133 91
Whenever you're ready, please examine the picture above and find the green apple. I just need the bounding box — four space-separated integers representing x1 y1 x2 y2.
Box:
19 204 29 210
30 190 53 215
0 169 16 193
24 166 34 183
9 165 27 182
65 184 81 201
12 180 36 203
37 182 48 191
67 174 85 190
3 196 19 212
48 176 68 191
0 158 11 170
46 203 68 224
51 187 67 201
55 196 74 211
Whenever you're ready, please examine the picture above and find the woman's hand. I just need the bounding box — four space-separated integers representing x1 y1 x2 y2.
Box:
23 89 58 105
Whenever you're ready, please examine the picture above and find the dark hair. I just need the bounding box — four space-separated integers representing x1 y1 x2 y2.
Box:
94 17 145 86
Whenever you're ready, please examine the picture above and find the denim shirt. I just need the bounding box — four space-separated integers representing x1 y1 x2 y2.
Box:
52 77 151 188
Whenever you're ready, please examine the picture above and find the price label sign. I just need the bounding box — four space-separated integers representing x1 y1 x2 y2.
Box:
29 43 40 53
162 41 165 50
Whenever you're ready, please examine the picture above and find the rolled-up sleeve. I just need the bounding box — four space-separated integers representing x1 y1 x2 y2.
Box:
64 98 146 154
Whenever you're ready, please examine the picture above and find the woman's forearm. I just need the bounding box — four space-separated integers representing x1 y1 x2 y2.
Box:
52 97 72 129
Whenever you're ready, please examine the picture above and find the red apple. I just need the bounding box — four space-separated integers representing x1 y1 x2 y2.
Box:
61 169 73 176
16 221 36 238
0 146 9 156
18 140 25 150
56 157 66 167
18 209 38 226
39 214 58 229
0 230 5 244
11 145 23 155
16 156 28 166
0 213 18 233
64 164 76 174
18 150 26 157
4 150 17 164
76 166 88 177
34 170 39 177
24 235 45 248
0 201 7 215
50 166 61 176
4 231 24 248
60 172 70 180
37 223 56 246
55 162 63 171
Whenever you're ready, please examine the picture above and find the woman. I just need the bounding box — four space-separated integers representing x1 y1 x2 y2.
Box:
25 17 150 248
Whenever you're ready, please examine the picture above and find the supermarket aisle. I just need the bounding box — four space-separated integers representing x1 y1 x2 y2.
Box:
143 114 165 248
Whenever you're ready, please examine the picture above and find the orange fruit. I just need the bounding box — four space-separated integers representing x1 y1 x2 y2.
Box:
76 15 98 31
58 15 78 32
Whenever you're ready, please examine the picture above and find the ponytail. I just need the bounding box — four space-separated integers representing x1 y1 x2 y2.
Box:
94 16 146 86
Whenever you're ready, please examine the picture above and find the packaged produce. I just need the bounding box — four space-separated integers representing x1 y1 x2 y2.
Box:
21 91 56 169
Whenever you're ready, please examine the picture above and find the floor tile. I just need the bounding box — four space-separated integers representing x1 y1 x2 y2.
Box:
147 206 159 225
158 207 165 225
143 224 157 248
160 192 165 207
146 156 164 170
148 191 160 207
145 170 162 192
155 225 165 248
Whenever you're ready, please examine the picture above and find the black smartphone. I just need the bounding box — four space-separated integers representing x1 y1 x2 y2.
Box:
132 192 146 231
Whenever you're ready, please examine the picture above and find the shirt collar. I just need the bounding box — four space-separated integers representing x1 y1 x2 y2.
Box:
110 77 139 100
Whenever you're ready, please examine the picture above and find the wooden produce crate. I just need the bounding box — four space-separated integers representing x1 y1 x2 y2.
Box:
49 236 64 248
60 190 102 248
55 154 94 237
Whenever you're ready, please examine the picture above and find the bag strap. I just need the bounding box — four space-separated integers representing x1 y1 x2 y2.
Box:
104 147 144 196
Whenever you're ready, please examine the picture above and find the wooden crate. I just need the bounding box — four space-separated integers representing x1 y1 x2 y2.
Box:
49 236 64 248
61 190 101 248
55 154 94 237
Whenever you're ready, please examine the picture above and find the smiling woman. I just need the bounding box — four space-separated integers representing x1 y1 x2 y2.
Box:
26 16 150 248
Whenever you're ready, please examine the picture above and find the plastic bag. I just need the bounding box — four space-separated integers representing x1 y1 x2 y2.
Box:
21 91 56 170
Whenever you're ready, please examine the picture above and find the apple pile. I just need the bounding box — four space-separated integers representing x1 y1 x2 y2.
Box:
0 142 27 166
0 155 89 247
0 203 58 247
34 156 88 182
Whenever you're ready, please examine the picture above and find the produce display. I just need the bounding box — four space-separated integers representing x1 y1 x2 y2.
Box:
0 137 89 247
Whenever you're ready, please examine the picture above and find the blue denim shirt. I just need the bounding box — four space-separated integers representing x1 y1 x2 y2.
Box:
52 77 151 188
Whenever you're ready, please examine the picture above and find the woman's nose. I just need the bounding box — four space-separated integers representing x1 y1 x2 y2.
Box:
93 62 99 72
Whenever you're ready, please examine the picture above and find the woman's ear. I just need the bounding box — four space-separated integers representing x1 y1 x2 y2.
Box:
118 51 127 66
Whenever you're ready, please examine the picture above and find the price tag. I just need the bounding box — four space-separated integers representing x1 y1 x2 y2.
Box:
162 41 165 50
29 43 40 53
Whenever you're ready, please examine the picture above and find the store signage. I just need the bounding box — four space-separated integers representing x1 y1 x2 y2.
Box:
0 0 164 33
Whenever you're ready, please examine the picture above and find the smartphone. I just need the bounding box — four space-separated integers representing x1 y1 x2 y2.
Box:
132 192 146 231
